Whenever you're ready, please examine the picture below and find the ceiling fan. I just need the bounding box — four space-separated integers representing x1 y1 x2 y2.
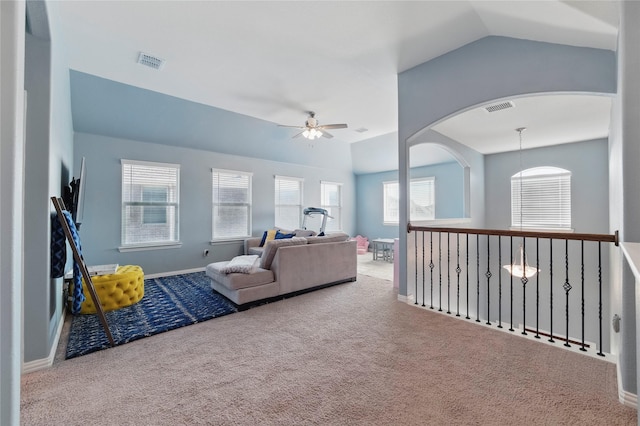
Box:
278 111 348 140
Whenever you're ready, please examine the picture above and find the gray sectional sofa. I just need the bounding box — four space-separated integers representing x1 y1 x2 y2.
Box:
206 232 357 309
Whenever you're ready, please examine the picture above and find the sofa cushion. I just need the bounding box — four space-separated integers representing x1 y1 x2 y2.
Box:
293 229 317 237
206 262 274 291
247 246 264 256
305 232 350 245
260 237 308 270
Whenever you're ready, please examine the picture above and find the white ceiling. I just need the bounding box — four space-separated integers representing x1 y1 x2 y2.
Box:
48 0 619 151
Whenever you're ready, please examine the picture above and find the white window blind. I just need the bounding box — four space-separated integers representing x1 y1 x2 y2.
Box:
384 178 435 224
212 169 252 240
321 181 342 232
121 160 180 247
511 167 571 230
275 176 303 230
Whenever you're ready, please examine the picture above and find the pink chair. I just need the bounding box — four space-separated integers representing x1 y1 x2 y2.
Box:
354 235 369 255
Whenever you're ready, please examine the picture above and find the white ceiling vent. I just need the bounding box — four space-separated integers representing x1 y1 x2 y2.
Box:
354 127 369 133
484 101 514 113
137 52 165 70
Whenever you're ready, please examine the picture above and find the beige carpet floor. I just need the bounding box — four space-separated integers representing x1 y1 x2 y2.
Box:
21 274 635 425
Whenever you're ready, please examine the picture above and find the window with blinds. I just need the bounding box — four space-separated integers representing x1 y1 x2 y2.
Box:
121 159 180 247
384 177 435 224
212 169 252 240
320 181 342 232
511 167 571 230
275 176 303 230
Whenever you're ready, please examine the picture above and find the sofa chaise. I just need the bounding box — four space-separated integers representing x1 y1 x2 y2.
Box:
206 232 357 309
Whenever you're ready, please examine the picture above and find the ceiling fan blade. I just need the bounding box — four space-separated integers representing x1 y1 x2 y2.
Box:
292 130 306 139
278 124 305 129
321 130 334 139
320 123 348 130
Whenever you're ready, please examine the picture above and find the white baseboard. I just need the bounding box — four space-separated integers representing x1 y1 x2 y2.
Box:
616 356 638 409
144 267 206 279
22 309 66 374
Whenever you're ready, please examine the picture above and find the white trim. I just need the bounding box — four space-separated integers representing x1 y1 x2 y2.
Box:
275 174 304 181
410 218 473 227
616 355 638 408
118 242 182 252
211 167 253 176
144 267 206 279
320 180 343 186
209 238 246 245
121 158 181 169
21 309 66 374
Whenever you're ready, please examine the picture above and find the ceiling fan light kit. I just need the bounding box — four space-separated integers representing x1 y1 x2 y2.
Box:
278 111 348 141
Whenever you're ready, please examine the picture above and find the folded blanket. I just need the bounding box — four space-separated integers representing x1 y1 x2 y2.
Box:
222 255 259 274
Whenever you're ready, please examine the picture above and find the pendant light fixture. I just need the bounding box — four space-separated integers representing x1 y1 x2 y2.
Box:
503 127 539 279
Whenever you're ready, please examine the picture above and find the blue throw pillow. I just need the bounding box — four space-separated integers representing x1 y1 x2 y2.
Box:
275 231 295 240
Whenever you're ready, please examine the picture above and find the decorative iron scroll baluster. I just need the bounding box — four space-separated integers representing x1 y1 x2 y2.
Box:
414 231 418 306
564 239 572 348
521 238 528 336
476 235 480 323
535 238 540 339
430 232 434 310
598 242 604 357
486 235 492 325
498 236 503 328
438 232 442 312
549 239 554 343
580 241 586 352
456 233 461 317
421 231 425 307
447 233 451 314
509 236 514 332
466 234 470 320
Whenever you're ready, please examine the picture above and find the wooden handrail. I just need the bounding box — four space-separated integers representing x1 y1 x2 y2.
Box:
407 223 619 246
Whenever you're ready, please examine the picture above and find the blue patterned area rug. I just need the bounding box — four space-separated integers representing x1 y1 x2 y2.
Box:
66 271 237 359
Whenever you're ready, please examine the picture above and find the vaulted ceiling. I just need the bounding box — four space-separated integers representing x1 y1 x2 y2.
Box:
48 1 619 152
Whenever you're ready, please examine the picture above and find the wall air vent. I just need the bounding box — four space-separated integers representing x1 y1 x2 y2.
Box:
484 101 514 113
137 52 165 70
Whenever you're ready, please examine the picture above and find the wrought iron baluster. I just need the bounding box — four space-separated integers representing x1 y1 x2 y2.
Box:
535 238 540 339
598 242 604 357
564 239 572 348
486 235 492 325
509 236 514 332
580 240 586 352
447 233 451 314
439 232 442 312
476 235 480 323
421 231 426 307
414 231 418 305
466 234 470 320
498 236 503 328
429 231 434 309
456 233 461 317
549 239 554 343
521 238 528 336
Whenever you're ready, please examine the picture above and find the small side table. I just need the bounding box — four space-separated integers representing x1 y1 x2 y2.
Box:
372 238 395 262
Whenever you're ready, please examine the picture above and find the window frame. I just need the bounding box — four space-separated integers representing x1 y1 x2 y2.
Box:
120 159 181 252
320 180 343 232
211 168 253 242
274 175 304 230
510 166 572 231
384 177 435 225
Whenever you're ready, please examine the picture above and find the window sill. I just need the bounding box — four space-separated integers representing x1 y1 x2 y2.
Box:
209 238 248 245
118 242 183 252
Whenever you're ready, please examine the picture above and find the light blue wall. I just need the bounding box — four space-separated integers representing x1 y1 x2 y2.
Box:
70 71 353 172
355 161 463 240
484 138 609 233
397 36 616 303
74 132 356 275
23 2 74 365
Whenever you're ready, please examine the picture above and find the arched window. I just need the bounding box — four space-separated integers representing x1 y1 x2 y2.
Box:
511 167 571 230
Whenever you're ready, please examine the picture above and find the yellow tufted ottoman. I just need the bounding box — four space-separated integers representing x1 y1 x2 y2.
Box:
72 265 145 314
